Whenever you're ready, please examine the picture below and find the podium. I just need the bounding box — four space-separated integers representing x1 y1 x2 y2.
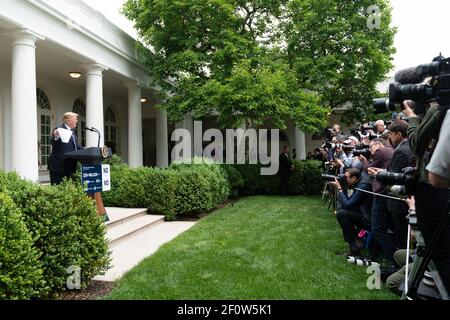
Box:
65 147 112 220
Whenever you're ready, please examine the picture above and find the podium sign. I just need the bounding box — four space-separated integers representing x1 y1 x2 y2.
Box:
81 164 111 194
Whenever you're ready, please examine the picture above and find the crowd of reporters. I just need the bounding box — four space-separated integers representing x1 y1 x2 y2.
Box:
316 103 450 297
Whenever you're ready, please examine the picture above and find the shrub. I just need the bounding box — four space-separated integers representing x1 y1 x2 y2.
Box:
0 171 111 294
104 159 231 220
171 161 230 204
103 154 127 168
173 167 214 216
232 160 323 196
102 166 178 220
0 192 45 299
221 164 244 197
288 160 323 195
233 164 280 195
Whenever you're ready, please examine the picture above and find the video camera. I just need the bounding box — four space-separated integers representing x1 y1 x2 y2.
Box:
373 55 450 114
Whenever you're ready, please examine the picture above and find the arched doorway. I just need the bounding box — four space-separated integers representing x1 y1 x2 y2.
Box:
37 88 53 170
72 98 87 147
104 106 119 154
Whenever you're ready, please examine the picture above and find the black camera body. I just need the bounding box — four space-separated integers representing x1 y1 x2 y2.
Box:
322 173 347 186
373 55 450 114
353 148 371 159
375 167 418 196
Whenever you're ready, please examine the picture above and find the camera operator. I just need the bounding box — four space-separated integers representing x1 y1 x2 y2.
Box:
332 123 341 135
329 168 373 256
404 98 450 292
361 138 397 267
386 120 417 249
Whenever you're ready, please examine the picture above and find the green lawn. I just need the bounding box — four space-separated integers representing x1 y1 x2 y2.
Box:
105 196 397 300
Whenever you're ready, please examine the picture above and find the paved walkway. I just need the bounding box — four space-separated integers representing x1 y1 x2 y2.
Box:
94 207 196 282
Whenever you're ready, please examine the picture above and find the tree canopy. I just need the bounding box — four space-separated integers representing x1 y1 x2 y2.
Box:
123 0 396 130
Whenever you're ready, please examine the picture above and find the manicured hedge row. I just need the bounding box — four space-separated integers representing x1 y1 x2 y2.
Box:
102 158 321 221
231 160 323 196
102 161 231 220
0 170 110 299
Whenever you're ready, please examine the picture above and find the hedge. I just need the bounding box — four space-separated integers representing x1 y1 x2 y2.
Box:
0 171 111 296
0 193 45 299
102 167 178 220
102 157 321 219
103 161 231 220
232 160 323 196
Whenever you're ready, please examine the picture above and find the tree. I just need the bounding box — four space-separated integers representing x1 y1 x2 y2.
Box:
123 0 395 129
284 0 396 124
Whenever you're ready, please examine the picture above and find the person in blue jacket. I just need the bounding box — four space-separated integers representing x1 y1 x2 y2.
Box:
329 168 373 256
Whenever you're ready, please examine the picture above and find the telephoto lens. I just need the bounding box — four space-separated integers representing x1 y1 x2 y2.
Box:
347 256 380 267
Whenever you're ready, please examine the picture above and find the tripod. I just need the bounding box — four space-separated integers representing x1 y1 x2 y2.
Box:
322 181 337 214
402 200 450 300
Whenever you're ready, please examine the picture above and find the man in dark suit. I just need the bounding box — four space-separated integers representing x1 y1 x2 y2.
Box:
279 146 294 195
48 112 83 185
386 120 416 248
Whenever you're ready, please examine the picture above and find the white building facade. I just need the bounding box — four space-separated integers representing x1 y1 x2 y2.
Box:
0 0 313 183
0 0 172 183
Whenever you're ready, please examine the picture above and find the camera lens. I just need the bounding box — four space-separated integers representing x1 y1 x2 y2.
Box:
389 82 434 104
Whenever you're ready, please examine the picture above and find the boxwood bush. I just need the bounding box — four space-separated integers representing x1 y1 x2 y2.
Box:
0 193 45 299
220 164 244 197
232 160 323 196
102 156 320 220
232 163 280 195
104 159 231 220
0 171 111 295
288 160 323 195
102 166 178 220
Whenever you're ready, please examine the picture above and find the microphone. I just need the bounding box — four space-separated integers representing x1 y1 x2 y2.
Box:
394 67 423 84
82 127 101 147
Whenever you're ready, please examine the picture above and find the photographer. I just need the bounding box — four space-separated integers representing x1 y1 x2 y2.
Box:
405 98 450 292
417 111 450 291
329 168 372 257
361 138 397 267
386 120 416 248
375 120 389 135
427 109 450 189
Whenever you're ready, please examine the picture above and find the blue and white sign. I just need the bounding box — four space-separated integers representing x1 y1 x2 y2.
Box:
102 164 111 192
81 164 111 194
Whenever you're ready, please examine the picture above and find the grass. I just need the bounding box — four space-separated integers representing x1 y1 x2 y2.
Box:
105 195 397 300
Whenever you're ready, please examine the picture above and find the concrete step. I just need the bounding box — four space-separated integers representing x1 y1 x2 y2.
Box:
105 207 148 229
95 221 196 282
106 214 165 245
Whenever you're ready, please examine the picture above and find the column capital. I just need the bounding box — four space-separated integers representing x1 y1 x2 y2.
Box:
8 29 45 48
81 63 108 76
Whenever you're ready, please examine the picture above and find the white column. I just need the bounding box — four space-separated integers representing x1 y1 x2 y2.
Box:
156 108 169 168
175 113 194 159
10 30 44 182
83 63 107 148
295 127 306 160
124 82 143 168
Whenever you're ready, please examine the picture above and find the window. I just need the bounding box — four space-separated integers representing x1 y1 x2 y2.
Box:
37 88 51 168
104 107 118 154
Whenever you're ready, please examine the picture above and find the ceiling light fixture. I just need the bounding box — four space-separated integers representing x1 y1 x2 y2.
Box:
69 72 82 79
